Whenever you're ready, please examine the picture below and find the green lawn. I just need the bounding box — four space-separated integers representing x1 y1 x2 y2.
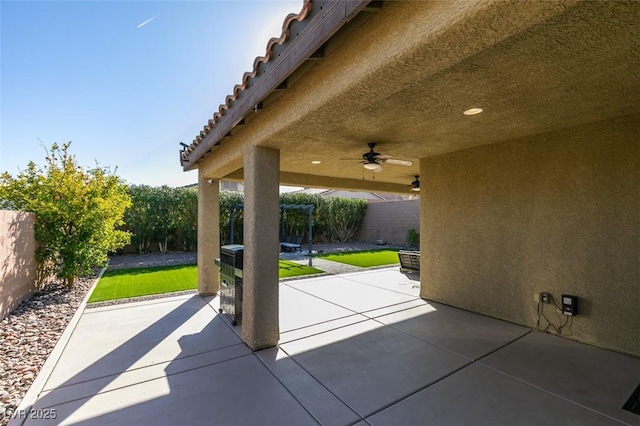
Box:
317 249 400 267
89 260 323 303
278 260 323 278
88 264 197 303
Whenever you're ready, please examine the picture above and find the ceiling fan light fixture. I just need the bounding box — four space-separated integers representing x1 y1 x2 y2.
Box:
364 162 382 171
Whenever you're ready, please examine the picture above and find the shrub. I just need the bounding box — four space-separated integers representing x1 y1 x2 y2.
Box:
176 187 198 251
122 188 369 249
0 142 131 286
407 228 419 248
279 193 323 241
219 190 244 245
321 197 367 242
125 185 198 253
125 185 155 253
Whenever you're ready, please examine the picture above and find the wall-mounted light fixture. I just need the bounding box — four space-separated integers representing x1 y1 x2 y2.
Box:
411 175 420 192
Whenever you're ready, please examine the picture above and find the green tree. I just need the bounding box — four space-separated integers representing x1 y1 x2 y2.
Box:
0 142 131 286
174 186 198 251
124 185 198 253
149 186 178 253
318 197 367 242
219 190 244 245
279 192 322 241
126 185 155 254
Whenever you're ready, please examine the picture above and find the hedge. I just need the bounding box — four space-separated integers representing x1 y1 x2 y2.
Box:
122 187 367 252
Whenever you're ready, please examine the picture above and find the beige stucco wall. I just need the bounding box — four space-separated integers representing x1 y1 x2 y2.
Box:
420 114 639 356
0 210 40 319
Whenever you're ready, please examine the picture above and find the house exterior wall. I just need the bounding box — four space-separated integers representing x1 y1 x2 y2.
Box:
356 199 420 246
0 210 40 319
420 114 639 356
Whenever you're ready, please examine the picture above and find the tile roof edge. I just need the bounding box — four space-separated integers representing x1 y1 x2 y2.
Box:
181 0 313 165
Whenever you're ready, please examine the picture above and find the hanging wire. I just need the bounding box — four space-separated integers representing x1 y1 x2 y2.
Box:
536 294 573 335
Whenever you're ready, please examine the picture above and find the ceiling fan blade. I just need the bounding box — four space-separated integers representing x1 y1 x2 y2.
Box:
375 154 393 160
385 158 413 166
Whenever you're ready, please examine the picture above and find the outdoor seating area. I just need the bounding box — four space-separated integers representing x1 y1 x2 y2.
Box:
397 250 420 273
14 268 639 425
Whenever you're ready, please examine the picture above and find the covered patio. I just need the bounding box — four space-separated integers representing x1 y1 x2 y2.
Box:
15 268 640 425
181 0 638 357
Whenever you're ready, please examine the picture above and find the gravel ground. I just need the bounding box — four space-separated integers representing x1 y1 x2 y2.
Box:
107 242 398 269
107 251 196 270
0 275 96 425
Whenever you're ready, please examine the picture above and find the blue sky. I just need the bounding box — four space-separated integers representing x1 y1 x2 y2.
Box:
1 0 302 187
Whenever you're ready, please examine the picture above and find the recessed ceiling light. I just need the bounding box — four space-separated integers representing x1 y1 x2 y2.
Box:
463 107 483 116
311 160 321 164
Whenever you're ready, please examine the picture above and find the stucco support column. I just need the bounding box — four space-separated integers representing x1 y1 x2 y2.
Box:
197 170 220 296
242 145 280 350
419 159 429 300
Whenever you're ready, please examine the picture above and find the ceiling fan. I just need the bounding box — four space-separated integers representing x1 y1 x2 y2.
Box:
343 142 412 172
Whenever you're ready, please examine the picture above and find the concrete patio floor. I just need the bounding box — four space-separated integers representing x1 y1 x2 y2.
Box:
14 268 640 425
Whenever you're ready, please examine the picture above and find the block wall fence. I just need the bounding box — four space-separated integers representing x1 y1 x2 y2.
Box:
356 199 420 246
0 210 40 319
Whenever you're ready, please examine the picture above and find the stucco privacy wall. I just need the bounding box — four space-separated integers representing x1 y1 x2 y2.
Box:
420 114 639 356
356 199 419 245
0 210 39 319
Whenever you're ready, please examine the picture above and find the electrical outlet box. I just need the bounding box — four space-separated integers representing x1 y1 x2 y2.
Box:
562 294 578 316
534 292 551 303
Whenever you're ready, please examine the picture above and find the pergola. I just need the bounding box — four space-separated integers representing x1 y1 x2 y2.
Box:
181 1 639 354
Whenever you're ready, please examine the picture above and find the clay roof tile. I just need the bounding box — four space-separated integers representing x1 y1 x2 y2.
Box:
184 0 312 161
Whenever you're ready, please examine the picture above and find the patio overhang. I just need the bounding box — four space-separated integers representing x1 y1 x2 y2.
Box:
180 0 372 172
185 0 639 355
182 0 639 193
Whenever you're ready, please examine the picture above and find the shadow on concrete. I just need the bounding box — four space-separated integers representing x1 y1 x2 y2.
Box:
20 275 640 426
22 296 209 425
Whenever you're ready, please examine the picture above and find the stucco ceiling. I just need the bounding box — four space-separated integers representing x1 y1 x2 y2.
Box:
198 0 640 193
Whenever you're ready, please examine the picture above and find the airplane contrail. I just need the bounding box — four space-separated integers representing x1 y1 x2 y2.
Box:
137 15 158 29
